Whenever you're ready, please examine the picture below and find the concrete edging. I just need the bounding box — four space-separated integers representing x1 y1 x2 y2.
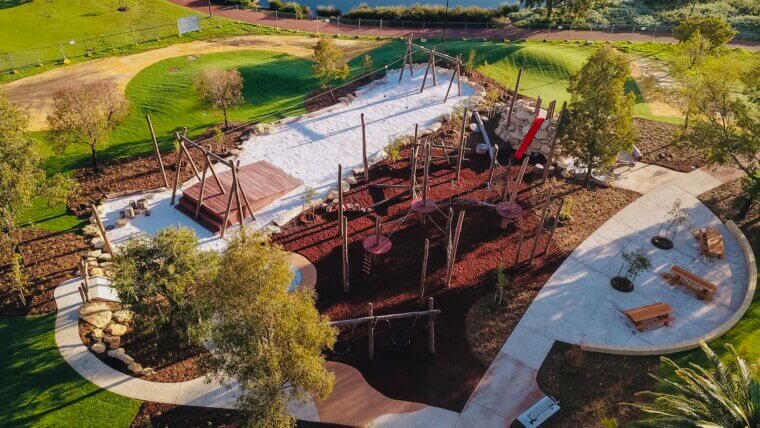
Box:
579 220 756 356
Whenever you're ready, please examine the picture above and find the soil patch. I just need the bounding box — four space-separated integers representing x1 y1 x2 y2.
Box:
698 178 758 250
633 118 708 173
0 229 89 316
536 342 658 427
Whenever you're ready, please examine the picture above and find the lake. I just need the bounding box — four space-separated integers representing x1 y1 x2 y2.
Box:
264 0 518 16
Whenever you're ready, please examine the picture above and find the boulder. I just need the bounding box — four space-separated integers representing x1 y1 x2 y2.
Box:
113 310 134 325
128 363 144 374
118 354 135 365
87 250 102 258
90 238 105 250
141 367 156 376
91 343 106 354
79 302 112 328
107 348 125 359
347 176 357 186
104 335 121 349
89 267 105 277
97 253 112 262
82 225 100 237
106 323 128 337
90 328 104 342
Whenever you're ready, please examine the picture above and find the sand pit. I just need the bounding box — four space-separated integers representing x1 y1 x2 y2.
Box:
1 35 382 131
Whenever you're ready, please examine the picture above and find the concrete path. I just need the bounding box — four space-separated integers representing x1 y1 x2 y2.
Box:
455 165 753 426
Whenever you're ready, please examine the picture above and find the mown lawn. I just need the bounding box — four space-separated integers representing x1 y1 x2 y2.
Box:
0 315 141 427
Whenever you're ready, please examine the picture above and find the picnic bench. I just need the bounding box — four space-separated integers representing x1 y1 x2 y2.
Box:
694 227 725 260
664 265 719 300
623 302 674 332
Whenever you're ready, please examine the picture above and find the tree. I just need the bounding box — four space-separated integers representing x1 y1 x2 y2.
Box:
361 53 373 75
672 30 711 71
194 234 336 427
194 67 244 130
312 36 349 100
676 57 759 219
111 227 219 342
673 16 737 50
519 0 597 19
1 94 75 302
47 83 129 174
631 340 760 427
559 45 635 187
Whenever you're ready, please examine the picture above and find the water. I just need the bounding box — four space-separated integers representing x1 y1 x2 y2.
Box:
265 0 515 15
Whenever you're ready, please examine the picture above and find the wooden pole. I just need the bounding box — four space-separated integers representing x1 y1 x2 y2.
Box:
422 143 431 203
428 297 436 355
445 207 453 264
146 114 169 187
170 132 184 205
338 164 344 237
487 144 500 187
419 238 429 303
410 145 419 198
514 229 525 269
342 216 350 292
529 195 551 264
533 96 543 116
502 67 524 142
219 168 237 238
79 286 88 305
542 101 566 184
236 170 255 220
444 211 465 288
232 162 245 227
195 160 209 218
361 114 369 182
444 58 460 102
431 47 437 86
456 56 462 96
374 214 381 245
543 197 564 254
179 139 202 181
368 303 374 361
456 107 468 181
206 153 226 194
509 156 530 204
89 203 114 256
419 49 432 93
399 37 413 82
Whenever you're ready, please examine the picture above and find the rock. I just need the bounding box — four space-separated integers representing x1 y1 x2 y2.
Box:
440 112 452 122
347 175 357 186
97 253 112 262
326 189 338 201
99 262 113 269
104 335 121 349
118 354 135 365
515 110 533 121
79 302 112 328
90 328 104 342
141 367 155 376
116 218 129 227
128 363 144 373
106 323 128 336
113 310 134 324
82 225 100 237
107 348 125 359
89 267 105 277
91 343 106 354
90 238 105 249
535 129 548 140
87 249 102 258
262 225 281 235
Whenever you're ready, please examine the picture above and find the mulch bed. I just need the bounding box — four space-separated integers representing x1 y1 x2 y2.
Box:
699 178 758 250
535 342 658 427
0 229 89 316
633 118 708 173
273 115 640 411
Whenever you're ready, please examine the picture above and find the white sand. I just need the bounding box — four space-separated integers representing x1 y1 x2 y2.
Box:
103 68 477 251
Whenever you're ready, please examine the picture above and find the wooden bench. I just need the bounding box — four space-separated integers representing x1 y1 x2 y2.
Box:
664 265 719 300
694 227 725 260
623 302 674 332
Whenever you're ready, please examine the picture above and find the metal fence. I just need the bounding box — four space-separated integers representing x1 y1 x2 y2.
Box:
1 18 214 75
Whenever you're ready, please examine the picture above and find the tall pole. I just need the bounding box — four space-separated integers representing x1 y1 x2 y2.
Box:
441 0 450 43
361 113 369 182
338 164 344 237
207 0 212 17
419 238 429 303
368 303 375 361
146 114 169 187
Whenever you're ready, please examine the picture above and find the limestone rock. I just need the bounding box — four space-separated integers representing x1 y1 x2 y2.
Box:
90 267 105 277
82 225 100 237
97 253 112 262
347 175 357 186
141 367 155 376
106 323 128 337
113 310 134 324
90 328 104 342
91 343 106 354
90 238 105 249
79 302 112 328
104 335 121 349
128 363 143 373
118 354 135 365
87 249 102 258
107 348 125 359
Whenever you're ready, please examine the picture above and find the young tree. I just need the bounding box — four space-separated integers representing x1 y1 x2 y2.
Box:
47 83 129 174
312 36 349 100
559 45 635 187
676 57 759 219
111 227 219 342
673 16 737 50
631 340 759 427
361 53 373 75
672 30 711 71
195 234 336 427
194 67 244 130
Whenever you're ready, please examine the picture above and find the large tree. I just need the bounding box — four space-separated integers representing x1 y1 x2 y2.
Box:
47 83 129 174
195 233 335 427
111 227 219 342
675 56 759 219
194 67 244 130
312 36 349 99
673 16 737 51
559 45 635 187
0 94 75 301
632 340 759 427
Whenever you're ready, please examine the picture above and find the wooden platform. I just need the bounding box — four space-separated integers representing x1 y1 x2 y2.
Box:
623 302 674 332
178 161 301 232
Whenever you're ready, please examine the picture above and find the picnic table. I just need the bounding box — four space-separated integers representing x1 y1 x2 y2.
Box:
623 302 674 332
695 227 725 260
664 265 719 300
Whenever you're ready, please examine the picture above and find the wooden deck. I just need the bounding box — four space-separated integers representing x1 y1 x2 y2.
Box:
178 161 301 232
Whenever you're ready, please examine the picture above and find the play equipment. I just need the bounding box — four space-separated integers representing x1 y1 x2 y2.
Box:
514 117 545 160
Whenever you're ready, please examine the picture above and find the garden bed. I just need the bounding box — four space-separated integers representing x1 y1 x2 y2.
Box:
698 178 758 249
633 118 708 173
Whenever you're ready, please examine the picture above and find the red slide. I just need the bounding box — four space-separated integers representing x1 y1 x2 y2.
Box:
514 117 544 160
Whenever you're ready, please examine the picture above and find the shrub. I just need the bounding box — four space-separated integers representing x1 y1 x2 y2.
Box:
343 3 509 23
316 5 341 17
385 135 409 162
270 0 310 17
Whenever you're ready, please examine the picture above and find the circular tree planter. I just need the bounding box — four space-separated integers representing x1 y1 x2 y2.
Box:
611 276 634 292
651 236 673 250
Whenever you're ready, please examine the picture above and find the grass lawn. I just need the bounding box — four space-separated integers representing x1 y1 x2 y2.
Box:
0 315 141 427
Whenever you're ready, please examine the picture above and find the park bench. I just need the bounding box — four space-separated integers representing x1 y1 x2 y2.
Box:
694 227 725 260
517 395 560 427
623 302 674 332
664 265 719 300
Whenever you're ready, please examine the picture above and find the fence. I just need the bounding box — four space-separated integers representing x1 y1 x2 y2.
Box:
1 17 214 75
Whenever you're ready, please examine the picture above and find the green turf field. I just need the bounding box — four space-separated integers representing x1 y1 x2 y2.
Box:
0 315 141 427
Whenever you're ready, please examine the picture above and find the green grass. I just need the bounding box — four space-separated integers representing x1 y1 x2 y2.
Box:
0 315 141 427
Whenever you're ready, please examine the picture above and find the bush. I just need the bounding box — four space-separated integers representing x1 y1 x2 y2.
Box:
269 0 311 18
316 5 341 17
343 3 512 23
